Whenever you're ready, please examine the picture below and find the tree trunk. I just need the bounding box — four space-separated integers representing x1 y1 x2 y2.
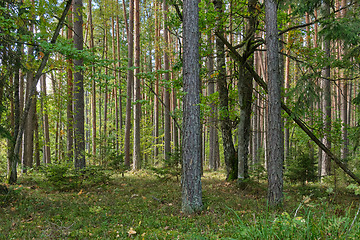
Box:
213 0 237 181
265 0 284 206
321 2 331 177
73 0 85 169
163 0 171 161
133 0 141 170
182 0 203 214
67 5 74 162
154 0 160 158
40 75 51 165
237 0 256 180
124 0 134 167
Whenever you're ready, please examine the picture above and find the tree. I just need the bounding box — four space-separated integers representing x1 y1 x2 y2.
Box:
73 0 86 169
124 0 134 167
182 0 203 214
133 0 141 170
213 0 237 181
265 0 284 206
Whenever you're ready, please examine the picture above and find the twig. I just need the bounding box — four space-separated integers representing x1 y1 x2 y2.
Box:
348 203 360 233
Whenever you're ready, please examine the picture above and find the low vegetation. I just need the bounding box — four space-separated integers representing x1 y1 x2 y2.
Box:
1 169 360 239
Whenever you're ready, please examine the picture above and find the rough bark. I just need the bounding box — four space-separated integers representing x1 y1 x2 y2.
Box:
321 1 331 177
163 0 171 161
265 0 284 206
213 0 237 181
154 0 160 158
182 0 203 214
133 0 141 170
89 0 96 159
237 0 256 180
73 0 85 169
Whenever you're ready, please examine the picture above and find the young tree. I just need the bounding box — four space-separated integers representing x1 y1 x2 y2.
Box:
265 0 284 206
181 0 203 214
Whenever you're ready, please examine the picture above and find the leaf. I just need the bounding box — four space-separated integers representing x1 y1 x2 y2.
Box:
128 227 137 236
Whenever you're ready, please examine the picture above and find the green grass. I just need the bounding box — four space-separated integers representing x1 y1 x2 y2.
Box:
1 169 360 239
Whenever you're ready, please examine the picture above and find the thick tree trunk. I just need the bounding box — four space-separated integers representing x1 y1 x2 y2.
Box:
124 0 134 167
182 0 203 214
213 0 237 181
265 0 284 206
73 0 85 169
133 0 141 170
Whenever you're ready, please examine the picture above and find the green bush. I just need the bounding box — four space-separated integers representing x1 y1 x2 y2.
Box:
286 153 318 185
41 164 112 191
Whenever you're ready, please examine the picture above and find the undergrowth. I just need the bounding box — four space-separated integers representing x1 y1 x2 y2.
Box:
0 169 360 239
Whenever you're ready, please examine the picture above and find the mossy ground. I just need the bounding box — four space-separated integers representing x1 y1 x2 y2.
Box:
1 170 360 239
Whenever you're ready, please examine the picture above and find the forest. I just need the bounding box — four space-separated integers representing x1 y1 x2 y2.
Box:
1 0 360 238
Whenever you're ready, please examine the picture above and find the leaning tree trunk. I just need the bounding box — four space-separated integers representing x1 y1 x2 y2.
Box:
265 0 284 206
182 0 203 214
73 0 85 169
213 0 237 180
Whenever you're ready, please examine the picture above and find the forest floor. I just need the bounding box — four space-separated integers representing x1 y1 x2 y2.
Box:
1 169 360 239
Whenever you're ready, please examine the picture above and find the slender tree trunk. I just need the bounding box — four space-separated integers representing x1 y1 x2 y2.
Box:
182 0 203 214
73 0 85 169
321 1 331 177
154 0 160 158
116 13 123 149
163 0 171 161
237 0 256 180
124 0 134 167
214 0 237 180
67 4 74 162
265 0 284 206
40 75 51 164
133 0 141 170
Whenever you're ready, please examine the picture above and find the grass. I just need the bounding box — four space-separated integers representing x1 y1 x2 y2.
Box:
1 169 360 239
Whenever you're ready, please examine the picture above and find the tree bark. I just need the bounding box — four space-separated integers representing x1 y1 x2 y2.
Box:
124 0 134 167
265 0 284 206
67 4 74 162
321 1 331 177
213 0 237 181
237 0 256 180
163 0 171 161
182 0 203 214
73 0 85 169
133 0 141 170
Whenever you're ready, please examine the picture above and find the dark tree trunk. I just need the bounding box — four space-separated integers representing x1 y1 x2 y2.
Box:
265 0 284 206
182 0 203 214
73 0 85 169
67 5 74 162
213 0 237 181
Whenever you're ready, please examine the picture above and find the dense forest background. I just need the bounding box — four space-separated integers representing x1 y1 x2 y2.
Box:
1 0 360 212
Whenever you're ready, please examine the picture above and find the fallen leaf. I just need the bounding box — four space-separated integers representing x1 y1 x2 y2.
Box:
128 227 137 236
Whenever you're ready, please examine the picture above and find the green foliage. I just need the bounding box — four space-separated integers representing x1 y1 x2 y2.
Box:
40 164 111 191
0 184 22 207
286 153 318 185
151 149 181 180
